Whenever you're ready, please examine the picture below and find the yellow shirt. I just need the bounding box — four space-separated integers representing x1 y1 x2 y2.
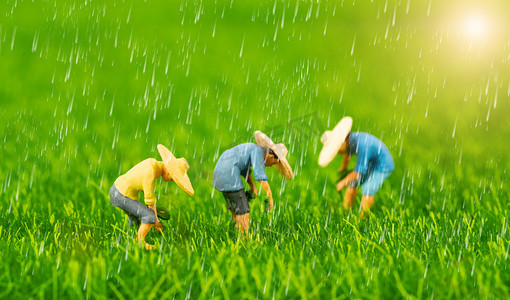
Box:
114 158 163 206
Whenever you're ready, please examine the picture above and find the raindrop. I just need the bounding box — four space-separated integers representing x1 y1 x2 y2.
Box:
350 34 356 56
109 97 115 116
126 4 132 23
392 3 396 27
239 35 245 58
281 5 285 28
452 116 457 138
494 89 497 109
32 31 39 52
293 0 299 23
10 26 17 50
83 270 88 290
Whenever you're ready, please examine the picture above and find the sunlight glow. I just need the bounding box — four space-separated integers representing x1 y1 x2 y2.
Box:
464 17 487 37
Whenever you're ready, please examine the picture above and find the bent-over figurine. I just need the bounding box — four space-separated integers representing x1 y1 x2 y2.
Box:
212 131 293 238
109 144 194 250
319 117 394 215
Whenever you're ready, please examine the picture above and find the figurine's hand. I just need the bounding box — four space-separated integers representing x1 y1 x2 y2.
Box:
147 204 161 225
267 198 274 211
338 169 349 181
154 221 164 233
147 204 157 213
337 180 346 192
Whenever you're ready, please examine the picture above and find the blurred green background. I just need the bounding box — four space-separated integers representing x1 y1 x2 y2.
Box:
2 0 509 174
1 0 509 298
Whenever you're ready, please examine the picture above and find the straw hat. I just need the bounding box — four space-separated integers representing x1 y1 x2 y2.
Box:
318 116 353 167
254 131 293 180
157 144 194 196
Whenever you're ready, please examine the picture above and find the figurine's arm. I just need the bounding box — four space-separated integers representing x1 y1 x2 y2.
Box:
143 178 163 231
247 174 258 196
336 171 361 191
338 154 351 172
143 178 157 207
259 180 273 211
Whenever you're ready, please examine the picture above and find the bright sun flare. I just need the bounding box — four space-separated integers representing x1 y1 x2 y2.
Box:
465 17 487 37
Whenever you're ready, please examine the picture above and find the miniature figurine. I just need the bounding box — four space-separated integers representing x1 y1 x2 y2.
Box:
212 131 293 238
319 117 394 215
109 144 194 250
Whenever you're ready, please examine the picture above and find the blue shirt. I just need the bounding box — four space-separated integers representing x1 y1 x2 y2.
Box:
347 132 394 174
212 143 268 192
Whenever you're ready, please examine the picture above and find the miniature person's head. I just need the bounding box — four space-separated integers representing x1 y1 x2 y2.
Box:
157 144 195 196
318 116 353 167
337 133 350 154
264 148 280 167
254 131 293 180
161 165 174 182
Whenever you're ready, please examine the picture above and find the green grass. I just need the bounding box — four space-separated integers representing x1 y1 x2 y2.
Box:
1 0 510 299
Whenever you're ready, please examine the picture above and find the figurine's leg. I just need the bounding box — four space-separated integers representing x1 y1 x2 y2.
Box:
223 190 251 238
233 213 251 238
360 195 375 218
361 195 374 211
343 186 357 210
128 214 141 226
137 223 155 250
111 185 149 227
359 170 391 217
230 211 250 237
110 185 157 249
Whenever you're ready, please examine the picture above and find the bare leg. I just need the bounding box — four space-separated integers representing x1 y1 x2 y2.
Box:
137 223 155 250
231 213 251 239
360 195 375 218
343 186 357 210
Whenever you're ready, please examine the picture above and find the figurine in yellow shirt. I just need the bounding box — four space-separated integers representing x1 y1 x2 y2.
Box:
109 144 194 250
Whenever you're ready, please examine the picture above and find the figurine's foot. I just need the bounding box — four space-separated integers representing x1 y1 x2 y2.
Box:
154 221 164 233
342 201 352 210
240 232 252 240
144 243 156 250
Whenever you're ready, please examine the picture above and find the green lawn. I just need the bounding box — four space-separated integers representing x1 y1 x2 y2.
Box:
1 0 509 299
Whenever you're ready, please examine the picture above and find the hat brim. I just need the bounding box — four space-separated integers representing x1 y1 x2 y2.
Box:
318 117 353 167
254 131 293 180
170 172 195 196
157 144 176 161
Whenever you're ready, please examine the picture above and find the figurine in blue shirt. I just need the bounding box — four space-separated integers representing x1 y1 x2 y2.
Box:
319 117 394 215
213 131 293 237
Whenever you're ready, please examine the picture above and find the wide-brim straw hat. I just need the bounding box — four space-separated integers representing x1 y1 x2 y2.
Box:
157 144 194 196
318 116 353 167
254 131 293 180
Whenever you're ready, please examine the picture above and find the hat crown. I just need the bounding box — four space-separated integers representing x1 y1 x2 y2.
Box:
167 157 190 173
321 131 331 144
275 143 288 157
254 130 293 180
318 116 353 167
